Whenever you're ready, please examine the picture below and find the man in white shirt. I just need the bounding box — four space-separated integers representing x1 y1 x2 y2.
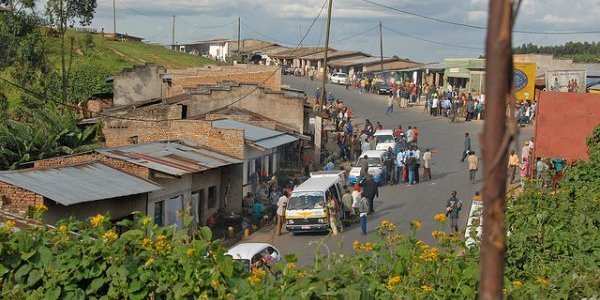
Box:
276 192 289 236
406 126 415 144
396 151 405 184
432 96 439 116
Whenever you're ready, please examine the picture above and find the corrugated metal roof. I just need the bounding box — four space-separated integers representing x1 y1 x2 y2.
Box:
96 141 242 176
0 162 162 206
211 119 298 149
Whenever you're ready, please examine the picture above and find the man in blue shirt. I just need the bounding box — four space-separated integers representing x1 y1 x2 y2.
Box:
324 160 335 171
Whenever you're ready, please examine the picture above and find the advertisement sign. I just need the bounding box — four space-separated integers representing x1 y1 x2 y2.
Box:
545 70 587 93
513 62 536 101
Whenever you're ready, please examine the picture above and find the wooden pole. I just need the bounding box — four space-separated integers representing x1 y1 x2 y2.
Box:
479 0 513 298
237 17 241 55
320 0 333 108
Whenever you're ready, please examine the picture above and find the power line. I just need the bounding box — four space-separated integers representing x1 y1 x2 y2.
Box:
240 21 295 45
359 0 600 35
383 25 484 51
177 18 236 30
330 25 378 44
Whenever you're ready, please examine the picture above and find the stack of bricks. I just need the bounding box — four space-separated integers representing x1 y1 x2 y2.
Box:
102 119 246 160
0 181 43 214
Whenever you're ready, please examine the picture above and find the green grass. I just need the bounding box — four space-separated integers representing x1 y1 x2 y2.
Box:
5 30 214 109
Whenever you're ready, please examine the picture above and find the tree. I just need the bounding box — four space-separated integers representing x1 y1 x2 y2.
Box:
44 0 97 103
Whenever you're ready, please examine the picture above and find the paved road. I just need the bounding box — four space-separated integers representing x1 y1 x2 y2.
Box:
242 75 533 265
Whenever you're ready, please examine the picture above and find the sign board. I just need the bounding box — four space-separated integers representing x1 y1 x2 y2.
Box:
314 116 322 164
449 67 460 73
545 70 586 93
513 62 536 101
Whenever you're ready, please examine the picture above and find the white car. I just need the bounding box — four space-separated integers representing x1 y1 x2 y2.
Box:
226 242 281 272
348 150 386 185
330 72 349 85
374 129 396 151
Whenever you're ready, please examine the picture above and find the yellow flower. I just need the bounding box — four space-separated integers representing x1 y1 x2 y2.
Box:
103 230 118 241
536 278 550 287
286 263 297 269
211 279 220 288
431 230 446 239
90 214 105 228
59 225 67 233
34 204 48 212
411 220 422 230
388 275 401 285
298 270 307 277
421 285 433 293
186 248 194 256
142 238 151 246
156 234 166 241
434 213 446 224
248 268 266 284
379 219 397 231
145 258 155 266
513 280 523 287
142 216 152 226
363 242 372 251
3 220 16 232
386 234 404 244
353 240 362 251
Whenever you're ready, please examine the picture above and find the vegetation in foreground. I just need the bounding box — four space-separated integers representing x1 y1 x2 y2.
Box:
1 127 599 299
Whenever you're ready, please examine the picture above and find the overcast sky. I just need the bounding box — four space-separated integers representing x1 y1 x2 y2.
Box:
91 0 600 62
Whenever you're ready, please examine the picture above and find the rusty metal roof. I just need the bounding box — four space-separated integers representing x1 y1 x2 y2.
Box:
0 162 162 206
96 141 242 176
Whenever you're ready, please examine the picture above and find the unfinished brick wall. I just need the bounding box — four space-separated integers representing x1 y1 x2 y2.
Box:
0 182 44 214
33 153 149 179
102 119 246 159
167 65 281 97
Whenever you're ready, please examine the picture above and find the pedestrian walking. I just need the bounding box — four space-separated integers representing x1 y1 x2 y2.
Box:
467 151 479 184
413 146 421 183
276 191 289 236
461 133 471 162
386 94 394 115
446 191 462 232
359 155 369 179
508 150 519 183
361 175 378 214
423 149 432 181
358 194 369 235
341 186 354 220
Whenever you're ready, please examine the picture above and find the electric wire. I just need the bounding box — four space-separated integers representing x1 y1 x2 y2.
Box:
359 0 600 35
383 26 484 51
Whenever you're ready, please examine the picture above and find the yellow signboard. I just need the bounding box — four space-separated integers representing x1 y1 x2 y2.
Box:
513 62 536 101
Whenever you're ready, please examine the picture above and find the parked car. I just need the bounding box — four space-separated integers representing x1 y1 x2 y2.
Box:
226 243 281 272
375 82 392 95
348 150 386 185
374 129 396 151
330 72 349 85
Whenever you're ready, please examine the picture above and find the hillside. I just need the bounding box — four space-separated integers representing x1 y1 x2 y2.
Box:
4 30 215 109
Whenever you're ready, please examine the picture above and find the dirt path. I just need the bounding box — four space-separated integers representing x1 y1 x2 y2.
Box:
110 48 145 64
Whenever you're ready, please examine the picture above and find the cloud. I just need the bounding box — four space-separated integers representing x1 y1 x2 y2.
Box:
89 0 600 62
467 10 487 22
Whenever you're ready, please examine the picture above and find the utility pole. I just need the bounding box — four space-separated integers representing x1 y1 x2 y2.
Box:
299 25 302 47
112 0 116 38
237 17 241 55
172 15 176 50
320 0 333 109
479 0 513 298
379 21 383 75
